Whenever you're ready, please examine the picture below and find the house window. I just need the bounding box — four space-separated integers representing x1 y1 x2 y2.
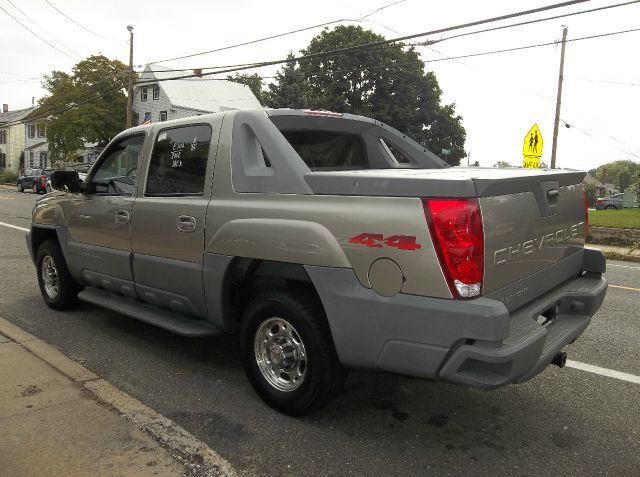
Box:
153 85 160 100
27 124 36 138
159 111 167 122
141 87 148 102
39 151 48 168
0 152 5 168
0 130 6 144
37 124 46 138
142 112 151 124
29 150 35 167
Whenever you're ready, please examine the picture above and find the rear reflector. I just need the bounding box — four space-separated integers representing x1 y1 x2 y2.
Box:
422 198 484 299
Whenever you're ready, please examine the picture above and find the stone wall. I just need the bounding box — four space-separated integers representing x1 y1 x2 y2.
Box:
587 226 640 246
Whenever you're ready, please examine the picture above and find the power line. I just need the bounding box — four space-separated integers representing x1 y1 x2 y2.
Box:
357 0 409 21
137 1 592 83
135 24 640 87
563 120 640 159
42 0 118 41
144 0 411 66
420 0 640 47
5 0 83 58
144 19 350 66
420 27 640 64
0 4 76 60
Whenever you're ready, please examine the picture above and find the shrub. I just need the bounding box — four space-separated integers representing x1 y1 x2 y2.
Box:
0 171 18 184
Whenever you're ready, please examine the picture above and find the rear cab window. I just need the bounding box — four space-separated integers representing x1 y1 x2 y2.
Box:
280 130 367 170
145 124 212 196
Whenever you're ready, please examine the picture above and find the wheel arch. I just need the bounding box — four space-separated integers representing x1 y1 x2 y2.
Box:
203 254 321 334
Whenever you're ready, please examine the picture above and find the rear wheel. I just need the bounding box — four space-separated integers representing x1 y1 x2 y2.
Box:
36 239 81 310
239 288 346 416
605 205 616 210
17 182 23 193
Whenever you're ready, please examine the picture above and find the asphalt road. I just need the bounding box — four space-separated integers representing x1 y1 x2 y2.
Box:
1 189 639 476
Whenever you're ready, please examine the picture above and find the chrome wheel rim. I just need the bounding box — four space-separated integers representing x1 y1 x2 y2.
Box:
254 317 307 392
41 255 59 299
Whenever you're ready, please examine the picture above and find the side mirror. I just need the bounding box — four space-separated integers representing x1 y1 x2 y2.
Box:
50 171 83 193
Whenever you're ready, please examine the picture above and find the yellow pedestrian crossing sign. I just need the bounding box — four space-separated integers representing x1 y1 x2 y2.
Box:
523 123 543 168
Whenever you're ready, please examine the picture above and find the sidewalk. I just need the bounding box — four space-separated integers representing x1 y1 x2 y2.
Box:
586 243 640 263
0 317 235 477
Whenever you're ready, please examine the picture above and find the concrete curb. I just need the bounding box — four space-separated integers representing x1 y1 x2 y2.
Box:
0 316 236 477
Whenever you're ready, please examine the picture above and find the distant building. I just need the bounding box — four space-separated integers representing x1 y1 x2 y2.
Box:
23 117 49 169
131 65 262 127
0 104 34 173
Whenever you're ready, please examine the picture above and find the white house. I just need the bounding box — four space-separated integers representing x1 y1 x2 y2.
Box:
0 105 34 173
24 118 49 169
131 65 263 126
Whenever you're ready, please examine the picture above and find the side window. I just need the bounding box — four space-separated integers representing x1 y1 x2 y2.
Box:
145 124 212 196
91 134 145 196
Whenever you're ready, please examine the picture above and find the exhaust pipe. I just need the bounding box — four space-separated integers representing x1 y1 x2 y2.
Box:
551 351 567 368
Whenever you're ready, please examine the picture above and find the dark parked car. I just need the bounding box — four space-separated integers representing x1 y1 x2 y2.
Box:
596 193 623 210
17 168 54 194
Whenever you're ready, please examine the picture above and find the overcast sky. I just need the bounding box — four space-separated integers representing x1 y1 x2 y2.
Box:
1 0 639 170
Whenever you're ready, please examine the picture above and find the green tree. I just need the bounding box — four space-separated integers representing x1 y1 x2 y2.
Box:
631 170 640 206
35 55 129 163
271 26 466 165
595 160 640 190
267 53 315 109
227 73 270 106
584 182 598 207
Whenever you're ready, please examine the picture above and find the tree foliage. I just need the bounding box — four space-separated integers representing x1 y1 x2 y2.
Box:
35 55 129 163
227 73 270 106
493 161 512 168
267 53 316 109
267 26 466 165
584 182 598 207
595 160 640 191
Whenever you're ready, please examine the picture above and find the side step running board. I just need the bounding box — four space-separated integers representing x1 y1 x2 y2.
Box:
78 287 220 337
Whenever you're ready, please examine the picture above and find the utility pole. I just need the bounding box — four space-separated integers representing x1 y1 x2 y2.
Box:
550 26 568 169
126 25 134 129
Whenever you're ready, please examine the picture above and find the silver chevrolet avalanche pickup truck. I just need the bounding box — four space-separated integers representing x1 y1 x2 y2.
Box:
28 109 607 415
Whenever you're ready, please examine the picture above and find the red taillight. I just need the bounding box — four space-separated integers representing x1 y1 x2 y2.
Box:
596 198 603 204
584 190 589 237
422 198 484 299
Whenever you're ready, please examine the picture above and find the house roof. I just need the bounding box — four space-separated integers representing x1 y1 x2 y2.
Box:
138 65 263 112
25 141 47 150
583 172 604 188
0 107 34 126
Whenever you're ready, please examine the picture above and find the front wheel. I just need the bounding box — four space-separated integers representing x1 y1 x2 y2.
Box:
36 239 81 310
17 182 24 193
239 288 346 416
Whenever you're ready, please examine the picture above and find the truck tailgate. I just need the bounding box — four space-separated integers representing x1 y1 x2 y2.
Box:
304 166 588 299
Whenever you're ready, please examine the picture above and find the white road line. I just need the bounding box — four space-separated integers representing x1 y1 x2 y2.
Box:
0 221 29 232
608 263 640 270
567 360 640 385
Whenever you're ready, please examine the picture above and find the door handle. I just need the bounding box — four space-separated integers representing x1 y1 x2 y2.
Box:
177 215 196 233
115 210 130 225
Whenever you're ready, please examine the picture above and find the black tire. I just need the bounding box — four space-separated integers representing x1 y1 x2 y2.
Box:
36 239 81 310
239 288 346 416
605 205 617 210
17 182 24 193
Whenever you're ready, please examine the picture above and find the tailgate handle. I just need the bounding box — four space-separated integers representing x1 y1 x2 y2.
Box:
547 189 559 202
